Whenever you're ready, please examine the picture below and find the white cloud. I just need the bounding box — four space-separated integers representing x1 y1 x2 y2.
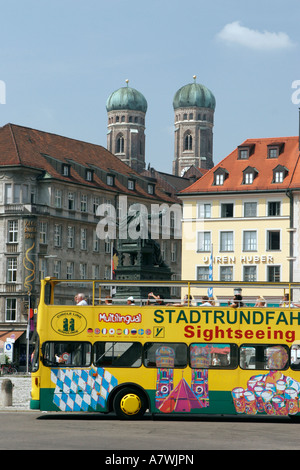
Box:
217 21 295 51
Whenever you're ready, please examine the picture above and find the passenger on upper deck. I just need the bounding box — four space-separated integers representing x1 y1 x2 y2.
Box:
200 296 212 306
280 293 294 308
228 294 244 308
104 295 112 305
255 296 266 307
147 292 165 305
76 293 88 306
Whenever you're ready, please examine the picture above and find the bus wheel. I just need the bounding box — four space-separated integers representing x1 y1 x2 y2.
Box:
113 388 147 419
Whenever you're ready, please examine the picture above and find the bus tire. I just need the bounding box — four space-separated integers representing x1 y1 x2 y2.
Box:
113 387 147 420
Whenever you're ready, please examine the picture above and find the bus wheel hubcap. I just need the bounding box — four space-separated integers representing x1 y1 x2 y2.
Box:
120 393 141 415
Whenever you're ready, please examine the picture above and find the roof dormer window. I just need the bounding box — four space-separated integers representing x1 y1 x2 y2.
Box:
243 166 258 185
147 183 155 195
128 179 135 190
267 142 284 159
273 164 288 183
106 174 115 186
238 144 255 160
213 168 228 186
86 169 93 182
62 164 70 177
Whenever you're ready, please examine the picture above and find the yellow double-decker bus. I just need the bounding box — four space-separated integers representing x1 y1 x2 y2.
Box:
31 278 300 419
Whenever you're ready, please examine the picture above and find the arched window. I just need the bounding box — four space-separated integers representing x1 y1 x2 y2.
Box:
184 133 192 151
116 135 124 153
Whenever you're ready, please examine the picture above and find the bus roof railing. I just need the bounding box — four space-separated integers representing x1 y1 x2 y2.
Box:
42 277 299 290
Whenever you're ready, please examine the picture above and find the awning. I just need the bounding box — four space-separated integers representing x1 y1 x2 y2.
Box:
0 330 25 343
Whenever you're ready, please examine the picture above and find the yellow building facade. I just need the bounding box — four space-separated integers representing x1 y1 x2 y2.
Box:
180 136 299 305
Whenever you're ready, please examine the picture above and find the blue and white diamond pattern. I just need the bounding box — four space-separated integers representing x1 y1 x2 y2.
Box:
51 367 118 412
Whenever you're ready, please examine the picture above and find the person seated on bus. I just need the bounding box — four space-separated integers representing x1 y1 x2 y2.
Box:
228 294 244 308
172 294 194 306
76 293 88 306
147 292 165 305
104 295 112 305
200 296 212 306
127 296 135 305
254 296 266 307
280 293 294 307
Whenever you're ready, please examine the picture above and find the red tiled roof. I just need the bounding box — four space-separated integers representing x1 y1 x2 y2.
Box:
180 136 300 194
0 123 177 203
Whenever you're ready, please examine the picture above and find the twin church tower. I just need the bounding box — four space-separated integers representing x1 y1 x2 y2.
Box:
106 77 216 177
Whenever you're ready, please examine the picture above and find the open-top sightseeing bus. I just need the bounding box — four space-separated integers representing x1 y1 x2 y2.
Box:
30 278 300 419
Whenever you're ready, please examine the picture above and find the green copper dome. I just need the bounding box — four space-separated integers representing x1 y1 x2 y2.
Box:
173 81 216 110
106 85 147 113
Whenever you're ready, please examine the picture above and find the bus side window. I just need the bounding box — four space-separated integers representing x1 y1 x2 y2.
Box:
240 344 289 370
190 343 238 369
42 342 91 367
94 342 142 367
144 343 187 368
291 345 300 370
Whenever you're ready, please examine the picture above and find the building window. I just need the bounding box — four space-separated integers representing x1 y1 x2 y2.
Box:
239 149 249 159
128 179 135 190
68 192 75 210
80 228 87 250
275 171 284 183
66 262 74 280
39 222 47 244
221 203 233 218
273 165 288 183
197 266 210 280
267 265 281 282
62 164 70 176
268 147 278 158
93 230 99 252
92 265 100 279
80 263 87 280
197 232 211 252
67 226 75 249
54 189 62 208
220 232 233 251
39 259 47 281
54 224 62 247
244 172 254 184
198 203 211 219
244 202 257 217
147 184 154 195
220 266 233 282
80 194 88 212
267 230 280 250
14 184 21 203
5 184 12 204
184 133 193 151
243 266 257 282
6 298 16 322
54 260 61 278
171 242 177 262
243 231 257 251
268 201 281 216
215 174 224 186
116 136 124 153
7 258 17 282
107 175 114 186
86 169 93 181
8 220 18 243
93 197 100 215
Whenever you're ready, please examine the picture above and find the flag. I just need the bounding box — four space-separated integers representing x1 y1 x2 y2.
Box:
207 246 213 297
112 246 118 280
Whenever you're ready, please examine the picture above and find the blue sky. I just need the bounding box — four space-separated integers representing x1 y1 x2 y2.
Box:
0 0 299 173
